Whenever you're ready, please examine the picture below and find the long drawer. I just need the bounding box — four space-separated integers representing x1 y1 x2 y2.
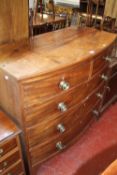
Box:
2 161 23 175
26 104 82 148
30 101 101 166
22 61 90 104
24 82 88 127
24 66 108 128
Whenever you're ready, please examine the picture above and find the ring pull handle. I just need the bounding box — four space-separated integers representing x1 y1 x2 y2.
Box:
106 86 111 92
57 124 66 133
96 93 103 99
103 56 112 63
56 141 65 151
101 74 108 82
0 148 3 157
3 161 8 168
92 110 100 119
58 102 68 112
59 80 70 90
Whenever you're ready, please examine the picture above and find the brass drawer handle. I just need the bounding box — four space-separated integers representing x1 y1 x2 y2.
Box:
3 161 8 167
106 86 111 92
96 93 103 99
58 102 67 112
59 80 70 90
101 74 108 82
56 141 65 151
92 110 100 119
103 56 112 63
0 148 4 156
57 124 66 133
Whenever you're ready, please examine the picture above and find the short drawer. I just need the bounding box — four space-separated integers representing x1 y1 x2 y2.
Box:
24 82 88 127
87 65 109 95
26 104 82 148
79 101 101 127
2 161 23 175
92 56 108 76
110 61 117 77
92 48 113 76
22 61 90 104
82 83 105 115
0 151 20 173
0 138 17 158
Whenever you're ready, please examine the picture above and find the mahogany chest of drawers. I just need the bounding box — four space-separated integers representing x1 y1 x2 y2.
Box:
0 27 116 174
0 111 25 175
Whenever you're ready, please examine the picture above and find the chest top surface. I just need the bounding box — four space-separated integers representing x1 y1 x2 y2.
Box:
0 27 116 80
0 111 20 142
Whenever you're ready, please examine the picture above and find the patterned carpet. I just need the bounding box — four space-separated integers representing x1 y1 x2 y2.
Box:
35 103 117 175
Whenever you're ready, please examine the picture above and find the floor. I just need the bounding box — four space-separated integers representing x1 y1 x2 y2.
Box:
36 103 117 175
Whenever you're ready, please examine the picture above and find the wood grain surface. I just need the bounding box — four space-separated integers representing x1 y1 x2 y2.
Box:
0 111 20 142
0 27 116 80
0 0 29 45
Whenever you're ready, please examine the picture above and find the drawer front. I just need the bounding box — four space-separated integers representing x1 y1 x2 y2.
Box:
92 56 108 76
0 138 17 158
3 162 23 175
103 73 117 107
87 65 109 95
27 105 82 148
22 62 90 104
92 46 113 76
0 151 20 173
110 62 117 77
24 82 88 127
80 101 101 127
82 83 104 115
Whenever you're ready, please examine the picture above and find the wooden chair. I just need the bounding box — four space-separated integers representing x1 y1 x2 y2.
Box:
101 16 116 33
45 0 55 17
78 0 105 27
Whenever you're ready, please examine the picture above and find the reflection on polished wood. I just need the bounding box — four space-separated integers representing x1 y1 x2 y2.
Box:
32 13 66 35
0 111 20 142
33 13 66 27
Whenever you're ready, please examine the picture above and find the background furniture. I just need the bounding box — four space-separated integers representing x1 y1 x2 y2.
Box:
0 27 116 174
100 0 117 32
33 13 66 35
0 110 25 175
29 0 66 36
78 0 105 28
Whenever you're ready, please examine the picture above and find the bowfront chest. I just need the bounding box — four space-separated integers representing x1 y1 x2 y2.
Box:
0 27 116 174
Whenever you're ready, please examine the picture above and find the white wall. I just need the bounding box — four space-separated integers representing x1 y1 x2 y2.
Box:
29 0 34 8
54 0 80 6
